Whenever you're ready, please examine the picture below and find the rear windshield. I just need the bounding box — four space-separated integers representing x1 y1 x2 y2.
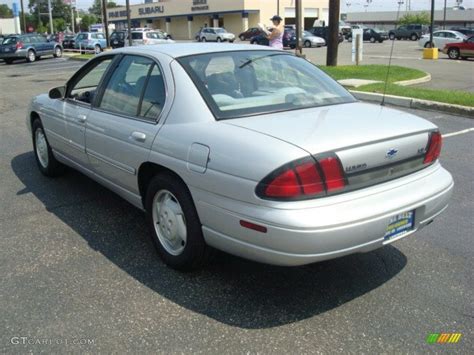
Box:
178 51 355 120
111 32 125 40
2 37 17 45
131 32 143 40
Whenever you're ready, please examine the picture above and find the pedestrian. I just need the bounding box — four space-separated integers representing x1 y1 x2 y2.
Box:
267 15 283 49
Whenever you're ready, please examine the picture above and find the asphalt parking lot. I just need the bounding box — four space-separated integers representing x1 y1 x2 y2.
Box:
0 55 473 353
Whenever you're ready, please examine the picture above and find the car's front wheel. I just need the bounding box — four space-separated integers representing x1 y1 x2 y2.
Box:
145 173 212 271
53 46 62 58
304 40 311 48
201 37 207 42
94 44 101 54
370 36 376 43
216 37 222 42
32 119 64 177
410 33 418 41
447 47 460 59
4 59 13 64
389 33 395 40
239 35 245 41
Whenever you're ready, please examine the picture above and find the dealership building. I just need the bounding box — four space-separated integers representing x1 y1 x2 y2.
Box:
107 0 330 39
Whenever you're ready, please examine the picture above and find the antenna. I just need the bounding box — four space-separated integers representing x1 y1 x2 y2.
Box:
381 1 403 106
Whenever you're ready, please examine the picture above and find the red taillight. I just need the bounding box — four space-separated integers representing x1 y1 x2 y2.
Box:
257 155 346 200
424 131 442 164
16 41 23 49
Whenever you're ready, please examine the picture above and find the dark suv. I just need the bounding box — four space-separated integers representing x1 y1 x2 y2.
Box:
388 24 428 41
0 34 62 64
308 27 344 44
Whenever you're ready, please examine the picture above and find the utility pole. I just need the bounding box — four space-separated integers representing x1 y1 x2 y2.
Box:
326 0 340 66
20 0 26 33
277 0 280 16
295 0 302 55
71 5 75 33
126 0 132 46
429 0 435 47
443 0 447 29
47 0 53 34
101 0 110 47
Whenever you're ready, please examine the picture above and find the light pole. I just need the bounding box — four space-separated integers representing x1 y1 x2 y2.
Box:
443 0 447 29
429 0 435 48
47 0 53 34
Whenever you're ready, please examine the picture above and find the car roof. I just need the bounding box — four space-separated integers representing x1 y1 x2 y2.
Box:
111 43 275 58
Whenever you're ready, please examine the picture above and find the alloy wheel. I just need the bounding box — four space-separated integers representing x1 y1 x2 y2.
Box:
35 128 49 168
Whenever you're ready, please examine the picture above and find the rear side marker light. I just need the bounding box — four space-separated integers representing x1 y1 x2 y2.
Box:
240 220 267 233
256 154 347 201
424 131 442 164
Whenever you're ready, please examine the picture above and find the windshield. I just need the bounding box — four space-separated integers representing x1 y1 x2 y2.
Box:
215 29 226 33
178 51 355 120
304 31 313 37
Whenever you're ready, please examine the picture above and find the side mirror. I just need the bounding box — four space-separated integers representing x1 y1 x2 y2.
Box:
49 86 65 99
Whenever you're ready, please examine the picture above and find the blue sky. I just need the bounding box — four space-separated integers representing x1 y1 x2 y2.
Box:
0 0 472 13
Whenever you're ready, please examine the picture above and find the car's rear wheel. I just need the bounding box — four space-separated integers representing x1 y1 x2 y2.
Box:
389 33 395 40
250 39 256 44
239 35 245 41
201 37 206 42
370 36 376 43
145 173 212 271
304 40 311 48
26 49 36 63
410 33 418 41
32 119 64 177
4 59 13 64
53 46 62 58
447 47 460 59
94 44 101 54
216 37 222 42
378 39 384 43
424 41 433 48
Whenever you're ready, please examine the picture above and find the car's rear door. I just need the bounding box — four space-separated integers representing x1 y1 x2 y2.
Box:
461 36 474 57
85 54 171 194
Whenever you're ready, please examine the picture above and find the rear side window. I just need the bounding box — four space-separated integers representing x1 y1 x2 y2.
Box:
139 65 166 119
2 37 17 45
99 55 155 117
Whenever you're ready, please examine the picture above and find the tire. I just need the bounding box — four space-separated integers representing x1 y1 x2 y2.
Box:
145 173 212 271
26 49 36 63
424 41 433 48
5 59 13 64
32 119 64 177
389 33 395 40
216 37 222 42
94 44 101 54
396 37 401 40
370 37 376 43
250 39 256 44
378 39 384 43
304 40 311 48
229 40 234 43
53 46 62 58
201 37 206 42
239 35 245 41
447 47 460 59
410 33 418 41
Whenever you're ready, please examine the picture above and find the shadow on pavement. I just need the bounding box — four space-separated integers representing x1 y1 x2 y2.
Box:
11 152 407 329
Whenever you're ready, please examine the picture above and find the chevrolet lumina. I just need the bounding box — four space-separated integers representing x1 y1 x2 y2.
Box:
27 44 453 270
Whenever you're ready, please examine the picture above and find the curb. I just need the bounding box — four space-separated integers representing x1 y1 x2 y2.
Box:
68 56 92 62
351 91 474 118
395 73 432 86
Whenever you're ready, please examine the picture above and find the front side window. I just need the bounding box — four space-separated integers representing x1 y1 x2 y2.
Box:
178 51 355 120
68 57 113 104
99 55 156 117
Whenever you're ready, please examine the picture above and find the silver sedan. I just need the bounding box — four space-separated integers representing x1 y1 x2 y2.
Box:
27 44 453 270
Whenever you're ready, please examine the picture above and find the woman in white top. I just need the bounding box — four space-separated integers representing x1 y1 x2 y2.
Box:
267 15 284 50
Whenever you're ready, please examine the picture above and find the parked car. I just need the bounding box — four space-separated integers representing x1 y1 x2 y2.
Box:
308 27 344 44
0 34 62 64
346 28 388 43
250 28 296 48
27 43 453 270
110 31 126 49
389 24 429 40
74 32 107 53
238 27 264 41
442 35 474 59
197 27 235 42
131 31 175 46
418 30 466 49
449 27 474 37
62 34 76 49
301 31 326 47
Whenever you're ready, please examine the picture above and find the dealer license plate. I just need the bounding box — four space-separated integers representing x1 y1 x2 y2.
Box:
384 211 415 240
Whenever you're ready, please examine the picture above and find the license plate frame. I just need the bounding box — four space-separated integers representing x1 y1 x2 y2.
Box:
384 210 415 240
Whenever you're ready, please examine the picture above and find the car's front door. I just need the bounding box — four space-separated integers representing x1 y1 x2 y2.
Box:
85 54 169 194
461 36 474 57
60 55 115 167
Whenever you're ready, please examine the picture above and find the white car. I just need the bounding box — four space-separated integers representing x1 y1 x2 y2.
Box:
131 31 175 46
198 27 235 42
303 31 326 47
418 30 466 48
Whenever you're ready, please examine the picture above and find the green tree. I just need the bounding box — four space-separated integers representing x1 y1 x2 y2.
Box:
79 13 98 31
0 4 13 18
28 0 72 32
89 0 119 21
398 12 430 26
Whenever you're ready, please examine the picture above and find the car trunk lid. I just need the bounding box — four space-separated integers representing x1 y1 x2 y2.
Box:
225 102 437 189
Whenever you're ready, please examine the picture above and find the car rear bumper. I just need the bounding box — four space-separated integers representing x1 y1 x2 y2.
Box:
0 49 27 59
195 163 453 266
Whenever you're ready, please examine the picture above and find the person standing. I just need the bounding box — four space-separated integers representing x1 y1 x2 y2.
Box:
267 15 283 49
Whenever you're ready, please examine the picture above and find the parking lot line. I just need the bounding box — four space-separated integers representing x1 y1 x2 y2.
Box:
442 128 474 138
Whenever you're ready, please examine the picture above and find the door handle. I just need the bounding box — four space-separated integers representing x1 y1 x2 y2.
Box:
130 131 146 142
76 114 87 123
